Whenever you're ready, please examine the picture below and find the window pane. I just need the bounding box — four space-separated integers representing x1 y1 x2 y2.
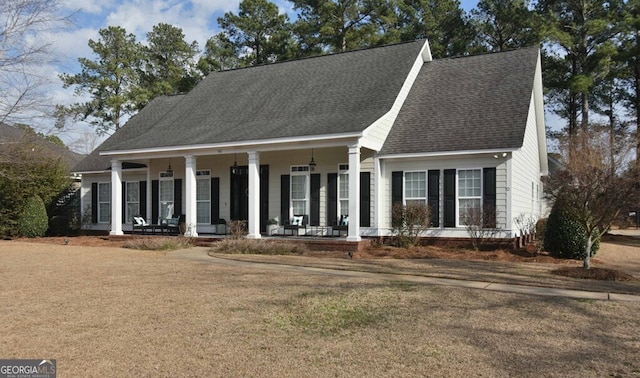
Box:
98 183 110 200
196 179 210 201
126 182 139 202
458 170 481 197
339 200 349 216
459 198 481 224
99 203 110 223
160 180 173 201
127 203 139 221
405 172 426 198
291 175 307 200
292 200 306 215
339 173 349 198
197 202 210 224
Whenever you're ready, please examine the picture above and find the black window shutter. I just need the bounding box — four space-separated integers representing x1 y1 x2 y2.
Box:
360 172 371 227
327 173 337 224
280 175 290 223
260 165 269 232
139 181 147 220
483 167 497 228
428 170 440 227
91 182 98 224
391 171 403 227
151 180 159 223
310 173 320 226
211 177 220 224
122 182 126 223
443 169 456 227
173 179 182 216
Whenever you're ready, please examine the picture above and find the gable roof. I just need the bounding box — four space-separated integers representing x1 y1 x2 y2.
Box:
0 122 84 168
98 40 427 153
380 47 540 156
72 94 185 172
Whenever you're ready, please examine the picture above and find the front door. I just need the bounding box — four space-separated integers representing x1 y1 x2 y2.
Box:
230 166 249 222
230 165 269 232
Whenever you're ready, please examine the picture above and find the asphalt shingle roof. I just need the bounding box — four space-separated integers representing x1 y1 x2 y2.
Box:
98 40 426 152
380 47 539 155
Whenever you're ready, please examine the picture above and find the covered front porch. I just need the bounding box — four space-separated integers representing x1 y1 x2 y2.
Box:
103 137 378 243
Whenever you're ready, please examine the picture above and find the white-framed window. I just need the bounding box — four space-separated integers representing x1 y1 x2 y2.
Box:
290 166 309 216
457 169 482 226
97 182 111 224
159 172 174 222
338 164 349 216
196 170 211 224
125 182 139 223
404 171 426 206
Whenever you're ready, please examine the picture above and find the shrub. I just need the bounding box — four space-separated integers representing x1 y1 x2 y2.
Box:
391 202 431 248
17 195 49 237
48 215 69 236
210 239 308 255
123 237 194 251
544 203 599 259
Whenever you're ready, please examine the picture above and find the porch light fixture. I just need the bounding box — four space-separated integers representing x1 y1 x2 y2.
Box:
167 159 173 174
232 154 238 175
309 149 316 171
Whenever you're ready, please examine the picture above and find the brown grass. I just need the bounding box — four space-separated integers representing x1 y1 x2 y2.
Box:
1 240 640 377
552 266 638 282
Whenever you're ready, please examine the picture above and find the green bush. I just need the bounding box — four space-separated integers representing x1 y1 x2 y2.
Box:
17 195 49 237
48 215 69 236
544 204 599 259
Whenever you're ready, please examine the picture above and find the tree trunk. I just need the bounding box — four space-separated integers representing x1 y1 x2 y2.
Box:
635 31 640 167
583 237 593 269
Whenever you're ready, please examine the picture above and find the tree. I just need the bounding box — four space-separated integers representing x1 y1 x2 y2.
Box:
545 129 639 268
618 0 640 165
138 23 200 105
0 0 72 124
0 131 70 236
470 0 541 52
538 0 623 135
393 0 477 57
218 0 291 66
291 0 390 54
197 33 241 75
60 26 142 135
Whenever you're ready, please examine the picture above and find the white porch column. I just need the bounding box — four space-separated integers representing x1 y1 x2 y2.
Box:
347 144 361 242
247 151 261 239
184 155 198 237
110 159 123 235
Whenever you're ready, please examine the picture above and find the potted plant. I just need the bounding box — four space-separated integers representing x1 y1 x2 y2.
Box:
266 218 279 236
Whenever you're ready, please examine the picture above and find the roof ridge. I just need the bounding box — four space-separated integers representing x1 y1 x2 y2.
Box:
214 39 426 74
443 45 539 61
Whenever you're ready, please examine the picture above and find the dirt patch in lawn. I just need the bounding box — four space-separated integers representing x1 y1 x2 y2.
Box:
552 266 638 282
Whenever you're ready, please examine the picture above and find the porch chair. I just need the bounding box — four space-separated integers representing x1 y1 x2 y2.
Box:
133 216 155 234
166 214 185 235
331 215 349 236
283 214 308 236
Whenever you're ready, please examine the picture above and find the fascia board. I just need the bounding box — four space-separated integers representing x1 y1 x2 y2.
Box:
99 132 362 158
378 148 517 160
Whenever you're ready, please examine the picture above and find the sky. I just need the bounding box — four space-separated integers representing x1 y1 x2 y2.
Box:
38 0 481 152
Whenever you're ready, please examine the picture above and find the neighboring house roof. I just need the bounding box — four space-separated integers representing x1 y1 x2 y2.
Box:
97 40 426 152
380 47 540 156
0 122 84 168
72 94 185 172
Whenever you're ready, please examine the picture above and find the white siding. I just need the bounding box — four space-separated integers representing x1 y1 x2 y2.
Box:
510 94 545 235
380 155 510 238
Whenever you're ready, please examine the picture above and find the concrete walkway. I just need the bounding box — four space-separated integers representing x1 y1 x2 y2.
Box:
169 247 640 303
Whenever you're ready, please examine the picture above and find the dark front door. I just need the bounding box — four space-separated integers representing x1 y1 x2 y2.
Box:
230 165 269 232
230 166 249 221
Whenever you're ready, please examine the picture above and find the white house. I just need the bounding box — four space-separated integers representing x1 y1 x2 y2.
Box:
73 39 548 242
